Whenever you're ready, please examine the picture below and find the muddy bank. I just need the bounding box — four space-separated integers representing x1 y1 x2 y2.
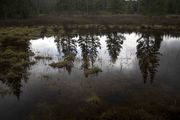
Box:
1 15 180 30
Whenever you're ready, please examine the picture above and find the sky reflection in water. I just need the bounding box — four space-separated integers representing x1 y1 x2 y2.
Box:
0 32 180 120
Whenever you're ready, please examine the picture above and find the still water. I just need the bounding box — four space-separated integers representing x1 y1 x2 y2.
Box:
0 30 180 120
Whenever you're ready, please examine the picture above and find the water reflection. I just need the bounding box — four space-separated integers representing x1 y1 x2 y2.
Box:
0 38 30 98
55 31 77 74
0 27 179 98
106 32 125 63
40 27 48 39
78 34 101 77
1 27 180 120
136 33 163 83
30 30 165 81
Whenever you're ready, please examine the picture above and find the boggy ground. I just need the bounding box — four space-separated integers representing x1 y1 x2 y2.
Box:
1 25 180 41
1 15 180 30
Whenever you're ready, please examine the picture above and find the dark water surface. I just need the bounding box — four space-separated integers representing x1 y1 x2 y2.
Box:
0 29 180 120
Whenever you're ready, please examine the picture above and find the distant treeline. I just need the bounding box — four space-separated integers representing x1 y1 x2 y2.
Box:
1 0 180 19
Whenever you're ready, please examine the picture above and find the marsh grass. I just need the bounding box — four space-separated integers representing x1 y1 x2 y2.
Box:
84 66 102 75
50 60 73 68
0 27 37 41
1 25 180 46
0 26 57 43
49 53 76 68
0 26 63 83
2 15 180 29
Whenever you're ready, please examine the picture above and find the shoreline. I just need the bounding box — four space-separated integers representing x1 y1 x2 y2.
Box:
1 15 180 30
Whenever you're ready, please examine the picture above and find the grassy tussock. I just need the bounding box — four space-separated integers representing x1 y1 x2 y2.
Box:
85 66 102 75
49 53 76 68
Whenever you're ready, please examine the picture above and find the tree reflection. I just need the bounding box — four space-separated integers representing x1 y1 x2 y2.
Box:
136 33 163 83
78 33 101 77
40 26 47 39
55 35 62 55
0 38 30 99
54 30 77 74
61 34 77 73
106 32 125 63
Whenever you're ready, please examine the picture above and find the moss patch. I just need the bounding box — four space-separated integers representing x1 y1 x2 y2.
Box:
85 66 102 75
49 53 76 68
50 60 73 68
